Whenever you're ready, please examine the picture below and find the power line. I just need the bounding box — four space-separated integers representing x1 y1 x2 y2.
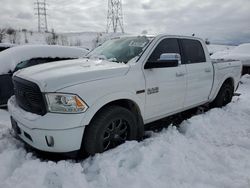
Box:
106 0 124 33
34 0 48 32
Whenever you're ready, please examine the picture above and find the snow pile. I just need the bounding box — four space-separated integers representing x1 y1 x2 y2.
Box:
211 43 250 66
0 45 88 74
0 109 11 128
0 43 16 48
0 76 250 188
1 30 122 51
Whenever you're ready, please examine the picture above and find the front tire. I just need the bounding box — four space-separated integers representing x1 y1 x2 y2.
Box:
83 106 138 155
211 82 234 108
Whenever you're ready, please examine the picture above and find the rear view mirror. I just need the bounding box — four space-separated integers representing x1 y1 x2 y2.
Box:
159 53 181 62
145 53 181 69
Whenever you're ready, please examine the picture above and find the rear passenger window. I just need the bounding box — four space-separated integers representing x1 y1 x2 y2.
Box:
148 38 180 62
181 39 206 64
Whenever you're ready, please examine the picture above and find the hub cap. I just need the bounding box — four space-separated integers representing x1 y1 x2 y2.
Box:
102 119 129 151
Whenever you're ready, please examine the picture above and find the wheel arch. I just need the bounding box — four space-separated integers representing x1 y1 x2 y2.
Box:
79 96 145 155
223 77 234 88
93 99 142 119
80 92 145 127
210 76 235 102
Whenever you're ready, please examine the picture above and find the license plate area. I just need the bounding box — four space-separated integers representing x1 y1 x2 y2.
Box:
11 116 21 135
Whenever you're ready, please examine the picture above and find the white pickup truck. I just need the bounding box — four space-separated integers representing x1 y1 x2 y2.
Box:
8 35 242 157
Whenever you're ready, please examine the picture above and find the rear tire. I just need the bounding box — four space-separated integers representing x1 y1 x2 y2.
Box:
83 106 138 155
211 82 234 108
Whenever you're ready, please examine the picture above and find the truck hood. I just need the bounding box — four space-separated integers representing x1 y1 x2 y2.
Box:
15 58 130 92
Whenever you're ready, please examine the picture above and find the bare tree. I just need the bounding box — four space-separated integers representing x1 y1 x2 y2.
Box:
22 29 29 43
58 35 69 46
0 28 6 43
45 35 53 45
45 29 58 45
93 32 102 48
75 38 82 46
6 28 17 43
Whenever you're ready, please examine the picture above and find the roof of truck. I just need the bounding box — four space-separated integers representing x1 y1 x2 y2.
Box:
0 44 88 74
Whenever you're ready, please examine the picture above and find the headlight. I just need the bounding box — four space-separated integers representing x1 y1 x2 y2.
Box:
45 93 88 113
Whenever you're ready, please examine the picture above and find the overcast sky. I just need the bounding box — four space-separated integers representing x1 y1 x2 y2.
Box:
0 0 249 44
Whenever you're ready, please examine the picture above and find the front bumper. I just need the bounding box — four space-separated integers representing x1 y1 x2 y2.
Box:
8 97 85 153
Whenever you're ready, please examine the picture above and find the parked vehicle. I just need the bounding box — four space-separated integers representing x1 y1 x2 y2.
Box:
0 43 16 52
0 45 88 106
211 43 250 75
8 35 242 157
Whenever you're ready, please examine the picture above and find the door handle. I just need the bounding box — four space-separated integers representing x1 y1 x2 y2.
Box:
176 72 185 77
205 68 211 73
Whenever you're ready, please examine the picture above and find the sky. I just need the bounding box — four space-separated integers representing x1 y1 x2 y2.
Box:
0 0 249 44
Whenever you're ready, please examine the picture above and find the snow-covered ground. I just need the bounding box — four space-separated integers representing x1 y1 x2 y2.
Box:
0 75 250 188
1 31 122 50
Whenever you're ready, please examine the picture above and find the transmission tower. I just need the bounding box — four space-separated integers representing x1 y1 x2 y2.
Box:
106 0 124 33
34 0 48 32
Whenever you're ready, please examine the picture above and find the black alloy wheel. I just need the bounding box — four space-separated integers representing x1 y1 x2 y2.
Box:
83 106 138 155
102 118 129 151
211 82 234 108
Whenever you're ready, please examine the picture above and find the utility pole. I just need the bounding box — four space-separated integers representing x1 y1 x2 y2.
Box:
34 0 48 32
106 0 124 33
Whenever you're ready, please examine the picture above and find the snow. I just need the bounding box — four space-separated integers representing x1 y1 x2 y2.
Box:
207 44 235 55
7 96 41 121
0 43 16 48
0 76 250 188
0 109 11 128
0 45 88 74
61 32 121 50
211 43 250 66
1 30 121 51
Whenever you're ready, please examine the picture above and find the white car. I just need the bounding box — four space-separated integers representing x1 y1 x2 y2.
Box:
0 45 88 106
8 35 242 157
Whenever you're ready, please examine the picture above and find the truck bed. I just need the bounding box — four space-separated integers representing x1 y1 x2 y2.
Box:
209 59 242 101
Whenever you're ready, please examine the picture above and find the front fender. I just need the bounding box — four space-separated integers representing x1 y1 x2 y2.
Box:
79 91 145 126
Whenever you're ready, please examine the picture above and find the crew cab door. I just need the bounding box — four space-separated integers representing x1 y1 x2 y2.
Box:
143 38 187 120
180 39 213 107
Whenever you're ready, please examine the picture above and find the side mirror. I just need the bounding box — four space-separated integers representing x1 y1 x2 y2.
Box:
145 53 181 69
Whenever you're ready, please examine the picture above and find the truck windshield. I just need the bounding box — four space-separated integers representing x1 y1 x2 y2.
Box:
87 36 151 63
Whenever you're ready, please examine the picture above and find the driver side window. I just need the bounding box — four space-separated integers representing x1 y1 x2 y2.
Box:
148 38 180 63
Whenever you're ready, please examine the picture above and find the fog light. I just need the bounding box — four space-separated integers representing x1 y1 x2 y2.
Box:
45 136 54 147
